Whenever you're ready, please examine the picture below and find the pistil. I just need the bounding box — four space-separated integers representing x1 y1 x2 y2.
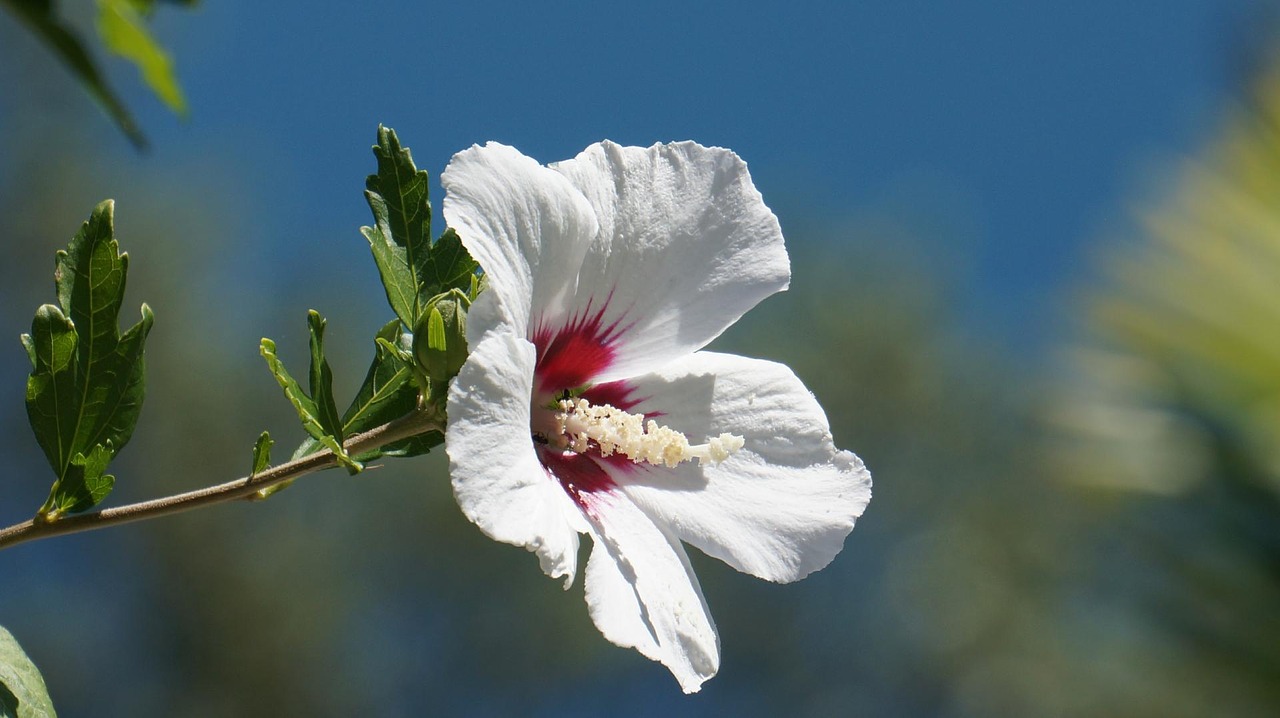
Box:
552 398 745 468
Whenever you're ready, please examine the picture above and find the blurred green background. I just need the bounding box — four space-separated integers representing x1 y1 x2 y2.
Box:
4 1 1280 716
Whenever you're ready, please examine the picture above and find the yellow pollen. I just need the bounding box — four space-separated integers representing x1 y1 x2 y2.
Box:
553 398 745 468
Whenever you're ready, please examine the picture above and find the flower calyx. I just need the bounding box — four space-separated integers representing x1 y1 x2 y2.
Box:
413 288 470 403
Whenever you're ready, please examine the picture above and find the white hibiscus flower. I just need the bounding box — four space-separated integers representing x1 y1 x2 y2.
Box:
442 140 871 693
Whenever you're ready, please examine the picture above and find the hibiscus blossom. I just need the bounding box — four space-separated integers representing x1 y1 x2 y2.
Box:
442 140 871 692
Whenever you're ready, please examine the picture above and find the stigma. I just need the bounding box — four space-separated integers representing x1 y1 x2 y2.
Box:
552 398 745 468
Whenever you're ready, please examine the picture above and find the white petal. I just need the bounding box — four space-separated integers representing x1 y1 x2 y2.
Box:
441 142 599 341
579 491 720 693
550 141 790 380
617 351 872 583
446 332 584 586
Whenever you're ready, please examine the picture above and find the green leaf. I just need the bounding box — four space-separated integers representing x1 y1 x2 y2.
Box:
0 625 57 718
306 311 344 440
286 319 429 464
24 305 79 475
250 431 272 476
426 228 481 297
260 317 361 475
317 435 361 473
342 320 419 435
0 0 146 148
24 200 153 518
260 338 324 440
378 431 443 459
362 221 415 329
363 126 479 327
55 444 116 516
363 125 430 327
95 0 187 115
343 320 425 461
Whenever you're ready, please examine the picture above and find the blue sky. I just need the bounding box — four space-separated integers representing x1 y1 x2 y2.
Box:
82 0 1253 344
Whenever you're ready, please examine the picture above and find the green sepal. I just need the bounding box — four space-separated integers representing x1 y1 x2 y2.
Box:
24 200 152 518
250 431 272 476
0 625 57 718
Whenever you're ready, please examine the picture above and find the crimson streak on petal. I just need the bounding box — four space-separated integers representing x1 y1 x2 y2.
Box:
531 299 629 393
581 380 649 413
539 448 617 509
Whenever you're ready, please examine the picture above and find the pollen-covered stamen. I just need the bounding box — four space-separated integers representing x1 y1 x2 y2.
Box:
553 398 745 468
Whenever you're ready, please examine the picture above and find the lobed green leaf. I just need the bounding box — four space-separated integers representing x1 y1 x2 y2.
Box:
362 126 480 328
23 201 152 518
364 125 432 326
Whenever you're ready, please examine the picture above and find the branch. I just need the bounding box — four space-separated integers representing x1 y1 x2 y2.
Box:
0 409 444 552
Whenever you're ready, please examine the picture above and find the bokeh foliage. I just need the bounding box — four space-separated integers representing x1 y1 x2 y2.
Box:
0 0 191 148
1047 51 1280 717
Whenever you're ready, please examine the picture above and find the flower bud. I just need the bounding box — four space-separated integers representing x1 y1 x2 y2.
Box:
413 289 469 399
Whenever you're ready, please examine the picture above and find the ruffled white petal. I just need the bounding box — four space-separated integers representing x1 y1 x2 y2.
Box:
441 142 599 342
580 491 719 693
446 332 585 586
616 351 872 583
550 141 791 380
